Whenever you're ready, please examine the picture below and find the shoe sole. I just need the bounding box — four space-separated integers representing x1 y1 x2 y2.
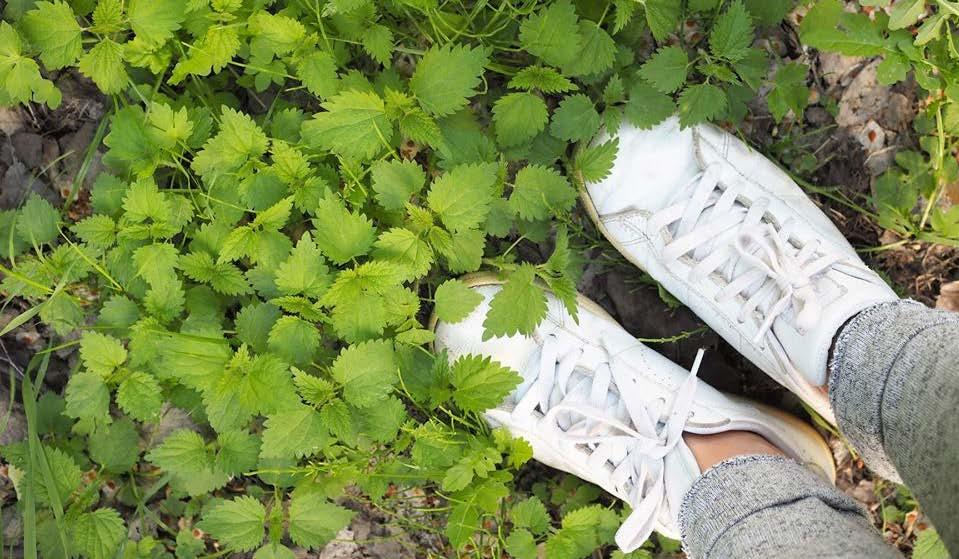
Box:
429 268 837 482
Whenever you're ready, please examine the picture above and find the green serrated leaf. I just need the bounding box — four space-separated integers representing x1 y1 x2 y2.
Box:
482 264 547 339
198 496 266 552
260 404 328 459
433 279 483 323
625 82 675 129
302 90 390 160
128 0 186 44
371 159 426 210
79 38 128 94
410 45 489 117
427 163 499 232
550 94 601 143
576 138 619 184
493 92 549 147
450 354 521 413
22 1 82 70
71 508 126 559
520 0 582 68
710 1 754 62
330 339 396 407
312 196 377 264
509 165 577 221
639 46 688 94
677 83 727 127
288 492 355 549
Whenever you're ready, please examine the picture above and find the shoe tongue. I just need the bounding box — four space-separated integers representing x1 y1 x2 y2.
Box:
548 371 632 432
673 191 817 320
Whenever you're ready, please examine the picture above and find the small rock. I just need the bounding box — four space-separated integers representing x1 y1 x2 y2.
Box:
818 52 864 89
855 120 885 154
0 107 25 137
835 59 913 133
143 405 198 446
935 280 959 312
849 479 877 507
856 120 898 176
318 528 359 559
805 106 833 127
11 132 43 169
2 505 24 541
0 142 13 167
41 138 60 171
0 161 59 209
0 161 29 209
58 122 97 180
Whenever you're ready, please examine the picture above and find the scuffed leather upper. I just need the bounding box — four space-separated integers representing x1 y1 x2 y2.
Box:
434 280 835 540
585 117 898 423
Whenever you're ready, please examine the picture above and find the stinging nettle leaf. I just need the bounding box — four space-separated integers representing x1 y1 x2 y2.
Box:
301 90 391 160
330 339 397 407
450 354 521 413
434 279 484 324
519 0 582 68
410 45 489 117
22 1 82 70
198 496 267 552
576 138 620 184
287 492 356 550
427 162 500 232
128 0 187 45
312 195 377 265
371 159 426 210
482 264 548 339
639 46 689 94
709 0 755 62
549 94 601 143
493 92 549 148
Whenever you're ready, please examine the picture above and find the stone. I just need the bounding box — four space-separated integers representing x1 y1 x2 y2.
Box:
318 528 359 559
2 505 24 541
0 107 25 137
11 132 43 169
818 52 864 89
935 280 959 312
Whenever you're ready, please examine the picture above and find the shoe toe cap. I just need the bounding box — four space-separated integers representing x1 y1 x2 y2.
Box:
433 283 540 375
586 117 701 216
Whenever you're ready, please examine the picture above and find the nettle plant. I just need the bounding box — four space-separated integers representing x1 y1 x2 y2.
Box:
0 0 802 557
800 0 959 246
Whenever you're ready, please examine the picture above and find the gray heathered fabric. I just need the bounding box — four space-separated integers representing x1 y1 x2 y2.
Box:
829 300 959 554
677 300 959 559
678 455 898 559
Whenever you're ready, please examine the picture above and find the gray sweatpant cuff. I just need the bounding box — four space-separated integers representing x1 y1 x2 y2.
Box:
827 300 959 483
827 301 915 482
679 455 865 559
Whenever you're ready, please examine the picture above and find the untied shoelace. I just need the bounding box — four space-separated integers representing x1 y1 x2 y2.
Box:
513 334 705 552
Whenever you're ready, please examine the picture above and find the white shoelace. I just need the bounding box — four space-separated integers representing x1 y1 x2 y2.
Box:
513 334 704 552
648 167 843 343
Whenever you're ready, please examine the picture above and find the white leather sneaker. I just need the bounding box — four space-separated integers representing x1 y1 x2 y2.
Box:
432 274 835 553
579 117 898 424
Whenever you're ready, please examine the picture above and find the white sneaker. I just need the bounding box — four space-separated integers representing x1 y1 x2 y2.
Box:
432 274 835 553
580 117 898 424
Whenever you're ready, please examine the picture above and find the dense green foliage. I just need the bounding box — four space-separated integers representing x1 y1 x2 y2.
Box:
0 0 950 557
800 0 959 246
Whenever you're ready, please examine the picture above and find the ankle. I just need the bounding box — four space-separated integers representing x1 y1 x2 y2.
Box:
684 431 786 471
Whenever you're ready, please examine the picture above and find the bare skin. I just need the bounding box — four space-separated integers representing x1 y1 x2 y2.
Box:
683 431 786 471
682 328 844 472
